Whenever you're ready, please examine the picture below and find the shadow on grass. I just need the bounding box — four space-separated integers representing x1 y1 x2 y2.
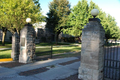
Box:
0 55 11 59
35 47 81 57
35 42 77 46
0 49 11 51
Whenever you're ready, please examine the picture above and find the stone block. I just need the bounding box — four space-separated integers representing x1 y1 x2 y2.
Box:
78 18 105 80
11 32 19 61
19 24 36 63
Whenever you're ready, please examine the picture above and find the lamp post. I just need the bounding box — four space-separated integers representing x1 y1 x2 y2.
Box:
89 9 100 22
25 18 32 26
91 9 99 18
26 18 31 23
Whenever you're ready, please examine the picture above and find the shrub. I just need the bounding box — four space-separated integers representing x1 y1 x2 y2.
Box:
41 37 46 42
61 37 75 43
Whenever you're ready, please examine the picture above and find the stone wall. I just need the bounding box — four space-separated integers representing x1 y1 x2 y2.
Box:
19 24 36 63
78 19 105 80
11 32 19 60
36 28 52 43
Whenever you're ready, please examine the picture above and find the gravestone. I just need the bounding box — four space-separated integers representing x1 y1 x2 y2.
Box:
78 18 105 80
19 22 36 63
11 32 19 61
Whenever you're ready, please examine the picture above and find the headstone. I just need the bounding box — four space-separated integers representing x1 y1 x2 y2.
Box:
78 18 105 80
11 32 19 60
19 23 36 63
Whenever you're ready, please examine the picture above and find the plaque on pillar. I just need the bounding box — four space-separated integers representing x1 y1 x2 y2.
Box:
21 38 25 46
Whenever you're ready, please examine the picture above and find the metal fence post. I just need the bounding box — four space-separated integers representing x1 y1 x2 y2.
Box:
51 45 53 58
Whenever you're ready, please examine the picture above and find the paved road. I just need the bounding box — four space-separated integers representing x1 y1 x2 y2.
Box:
0 57 80 80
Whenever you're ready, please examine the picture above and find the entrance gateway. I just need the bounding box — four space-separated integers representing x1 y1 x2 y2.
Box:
78 9 105 80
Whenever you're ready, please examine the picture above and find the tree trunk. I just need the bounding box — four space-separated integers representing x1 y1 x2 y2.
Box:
2 27 7 46
78 36 81 43
55 33 59 44
106 38 108 44
115 39 117 43
2 32 6 46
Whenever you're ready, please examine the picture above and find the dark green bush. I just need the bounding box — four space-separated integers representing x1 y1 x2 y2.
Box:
61 37 75 43
41 37 46 42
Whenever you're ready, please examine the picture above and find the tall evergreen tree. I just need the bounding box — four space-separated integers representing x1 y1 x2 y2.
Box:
63 0 88 37
46 0 71 43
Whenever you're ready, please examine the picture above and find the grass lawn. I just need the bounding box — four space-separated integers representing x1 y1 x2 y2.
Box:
0 50 12 59
54 51 81 58
52 46 81 54
0 46 81 59
0 42 80 48
36 42 79 46
0 42 12 48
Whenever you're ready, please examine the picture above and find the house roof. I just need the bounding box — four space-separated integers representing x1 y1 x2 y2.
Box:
33 22 46 29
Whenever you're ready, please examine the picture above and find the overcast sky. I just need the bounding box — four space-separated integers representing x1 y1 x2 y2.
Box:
39 0 120 27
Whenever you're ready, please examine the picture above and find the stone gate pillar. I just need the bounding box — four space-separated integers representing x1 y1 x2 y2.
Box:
78 9 105 80
11 31 19 61
19 18 36 63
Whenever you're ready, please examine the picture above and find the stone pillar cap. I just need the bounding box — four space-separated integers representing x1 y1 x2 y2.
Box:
26 18 31 23
89 18 101 22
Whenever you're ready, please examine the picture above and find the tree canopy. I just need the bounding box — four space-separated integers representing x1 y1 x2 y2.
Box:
0 0 44 45
0 0 43 34
62 0 120 40
46 0 71 43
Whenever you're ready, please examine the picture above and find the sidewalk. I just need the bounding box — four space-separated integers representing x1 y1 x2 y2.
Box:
0 57 80 80
0 48 11 50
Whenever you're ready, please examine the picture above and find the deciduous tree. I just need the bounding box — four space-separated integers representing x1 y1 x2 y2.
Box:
0 0 43 45
46 0 71 44
63 0 120 43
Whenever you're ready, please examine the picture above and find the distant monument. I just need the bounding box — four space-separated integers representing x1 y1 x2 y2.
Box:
78 9 105 80
11 29 19 61
19 18 36 63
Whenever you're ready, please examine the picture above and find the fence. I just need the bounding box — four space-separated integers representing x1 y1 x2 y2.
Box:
35 46 53 60
104 43 120 80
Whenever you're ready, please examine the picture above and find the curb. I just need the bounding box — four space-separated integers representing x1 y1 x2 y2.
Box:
0 58 13 62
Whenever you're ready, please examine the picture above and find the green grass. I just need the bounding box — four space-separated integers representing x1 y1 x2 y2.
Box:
0 41 12 48
0 42 79 48
0 50 12 59
35 42 76 46
52 46 81 54
35 47 52 56
54 52 81 58
0 46 81 59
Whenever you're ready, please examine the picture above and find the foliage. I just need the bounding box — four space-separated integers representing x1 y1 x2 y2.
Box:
0 0 43 33
63 0 88 37
61 37 75 43
0 0 44 45
46 0 71 43
63 0 120 40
